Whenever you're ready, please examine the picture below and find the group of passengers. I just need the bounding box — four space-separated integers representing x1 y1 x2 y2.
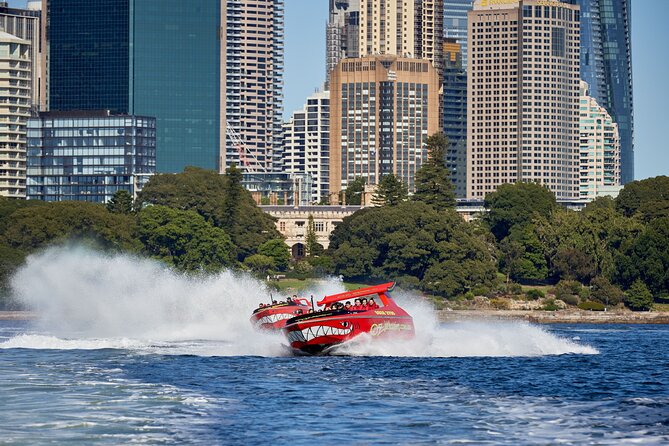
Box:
257 295 381 313
257 295 303 309
322 297 380 312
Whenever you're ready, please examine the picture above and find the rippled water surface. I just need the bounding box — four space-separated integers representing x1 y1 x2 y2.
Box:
1 321 668 445
1 249 668 444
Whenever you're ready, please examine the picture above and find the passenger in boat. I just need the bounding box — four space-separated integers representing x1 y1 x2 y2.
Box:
344 301 352 311
286 296 293 304
308 309 314 313
368 298 380 309
258 303 265 309
352 299 362 311
360 298 368 310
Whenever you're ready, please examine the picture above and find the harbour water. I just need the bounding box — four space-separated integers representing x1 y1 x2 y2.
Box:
0 248 667 444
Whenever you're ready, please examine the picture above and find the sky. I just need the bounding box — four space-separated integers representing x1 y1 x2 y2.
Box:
9 0 667 181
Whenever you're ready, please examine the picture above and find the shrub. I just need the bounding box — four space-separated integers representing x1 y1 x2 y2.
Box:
525 288 545 300
560 294 580 306
578 301 606 311
508 283 523 295
542 298 560 311
490 298 510 310
555 280 582 299
471 285 490 296
590 276 625 306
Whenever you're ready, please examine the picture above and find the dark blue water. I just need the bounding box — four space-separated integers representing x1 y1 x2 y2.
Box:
1 321 667 445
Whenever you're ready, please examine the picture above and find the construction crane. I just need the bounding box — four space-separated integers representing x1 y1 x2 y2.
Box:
225 121 267 173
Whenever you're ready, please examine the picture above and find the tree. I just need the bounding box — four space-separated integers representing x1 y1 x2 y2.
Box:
328 201 497 298
589 276 625 307
305 214 320 257
344 177 366 206
625 280 654 311
413 132 456 209
137 166 280 260
137 205 236 272
371 174 408 206
1 201 138 252
615 176 669 221
243 254 276 274
500 224 548 282
484 182 556 241
221 163 243 231
0 244 25 309
613 217 669 296
106 190 134 214
257 239 291 271
553 247 597 283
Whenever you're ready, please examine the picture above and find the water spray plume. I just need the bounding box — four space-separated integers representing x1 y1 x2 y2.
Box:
4 246 597 356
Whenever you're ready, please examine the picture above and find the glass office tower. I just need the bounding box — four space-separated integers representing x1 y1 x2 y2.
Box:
564 0 634 183
442 39 467 198
48 0 130 113
131 1 220 172
443 0 473 68
46 0 220 173
27 111 156 202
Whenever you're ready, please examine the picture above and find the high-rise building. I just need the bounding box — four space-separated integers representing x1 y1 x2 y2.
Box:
0 2 43 111
222 0 284 173
45 0 219 173
579 80 620 201
282 90 330 204
26 111 156 202
443 0 473 68
326 1 360 87
442 39 467 197
45 1 284 176
467 0 581 201
0 31 30 199
330 55 440 197
327 1 444 75
563 0 633 183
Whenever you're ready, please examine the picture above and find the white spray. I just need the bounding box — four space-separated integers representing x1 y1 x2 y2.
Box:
3 246 597 356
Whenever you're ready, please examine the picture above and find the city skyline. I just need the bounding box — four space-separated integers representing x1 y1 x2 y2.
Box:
4 0 665 182
282 0 667 183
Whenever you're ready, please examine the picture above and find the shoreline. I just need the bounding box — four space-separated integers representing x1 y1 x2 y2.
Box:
2 309 669 324
437 309 669 324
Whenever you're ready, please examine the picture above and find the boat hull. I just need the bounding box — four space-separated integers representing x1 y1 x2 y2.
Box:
283 308 415 354
250 303 311 330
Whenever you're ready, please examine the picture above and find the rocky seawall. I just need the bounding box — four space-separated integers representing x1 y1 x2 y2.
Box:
438 309 669 324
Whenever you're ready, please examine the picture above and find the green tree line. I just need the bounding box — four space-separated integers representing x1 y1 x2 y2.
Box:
1 133 668 312
0 166 288 308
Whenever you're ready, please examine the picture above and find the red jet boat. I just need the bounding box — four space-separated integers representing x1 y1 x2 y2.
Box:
283 282 414 355
250 298 312 330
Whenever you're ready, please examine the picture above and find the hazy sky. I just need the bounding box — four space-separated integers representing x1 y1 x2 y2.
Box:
10 0 666 181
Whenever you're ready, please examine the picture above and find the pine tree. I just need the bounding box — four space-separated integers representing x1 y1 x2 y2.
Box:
413 132 456 209
305 214 319 257
221 163 243 230
106 190 133 214
625 279 654 311
344 177 366 205
371 174 408 206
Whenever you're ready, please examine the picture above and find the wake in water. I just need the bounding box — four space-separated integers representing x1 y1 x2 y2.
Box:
3 246 597 357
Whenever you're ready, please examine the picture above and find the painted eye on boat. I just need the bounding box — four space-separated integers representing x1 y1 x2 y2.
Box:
342 321 349 328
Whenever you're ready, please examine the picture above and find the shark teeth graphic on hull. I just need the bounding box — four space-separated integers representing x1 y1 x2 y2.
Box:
286 324 354 343
257 313 294 326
